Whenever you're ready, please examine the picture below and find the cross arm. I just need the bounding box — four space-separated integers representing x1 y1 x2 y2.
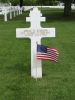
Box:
16 28 31 38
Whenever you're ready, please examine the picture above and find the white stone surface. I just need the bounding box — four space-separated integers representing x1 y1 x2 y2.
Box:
16 7 55 78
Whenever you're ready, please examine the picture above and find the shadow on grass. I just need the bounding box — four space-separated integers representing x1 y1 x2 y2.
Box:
0 62 31 99
11 11 29 21
13 62 30 76
5 61 31 78
5 63 31 99
41 8 75 22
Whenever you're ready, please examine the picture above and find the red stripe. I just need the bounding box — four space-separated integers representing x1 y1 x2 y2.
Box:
37 53 59 58
47 51 59 55
37 54 58 59
37 57 57 62
37 57 57 60
47 53 58 55
47 49 59 54
36 47 59 62
47 48 58 51
37 55 58 61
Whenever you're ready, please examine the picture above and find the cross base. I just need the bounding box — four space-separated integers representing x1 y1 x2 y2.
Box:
31 37 42 78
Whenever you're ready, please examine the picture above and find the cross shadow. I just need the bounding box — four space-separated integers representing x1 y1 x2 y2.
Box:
41 8 75 22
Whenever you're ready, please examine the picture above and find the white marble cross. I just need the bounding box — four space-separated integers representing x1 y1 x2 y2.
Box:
16 7 55 79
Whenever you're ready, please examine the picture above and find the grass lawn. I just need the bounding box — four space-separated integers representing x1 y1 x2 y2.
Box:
0 8 75 100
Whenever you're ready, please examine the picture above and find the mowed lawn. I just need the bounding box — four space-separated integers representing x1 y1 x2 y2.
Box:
0 8 75 100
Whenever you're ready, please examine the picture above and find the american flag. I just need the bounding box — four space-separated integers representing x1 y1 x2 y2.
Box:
36 44 59 62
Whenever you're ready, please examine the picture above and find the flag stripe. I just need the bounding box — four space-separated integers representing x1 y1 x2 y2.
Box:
37 56 57 60
36 44 59 62
37 57 57 62
37 52 59 57
37 54 58 61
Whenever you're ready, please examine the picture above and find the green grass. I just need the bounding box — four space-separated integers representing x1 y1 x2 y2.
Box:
0 8 75 100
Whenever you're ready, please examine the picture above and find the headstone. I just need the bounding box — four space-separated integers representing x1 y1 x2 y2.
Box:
19 7 21 15
20 8 23 14
14 7 16 17
10 7 12 19
3 7 8 22
16 6 19 16
4 12 7 21
16 7 55 78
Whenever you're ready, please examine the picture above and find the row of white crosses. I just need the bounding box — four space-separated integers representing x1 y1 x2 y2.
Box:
16 7 55 79
0 6 22 21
